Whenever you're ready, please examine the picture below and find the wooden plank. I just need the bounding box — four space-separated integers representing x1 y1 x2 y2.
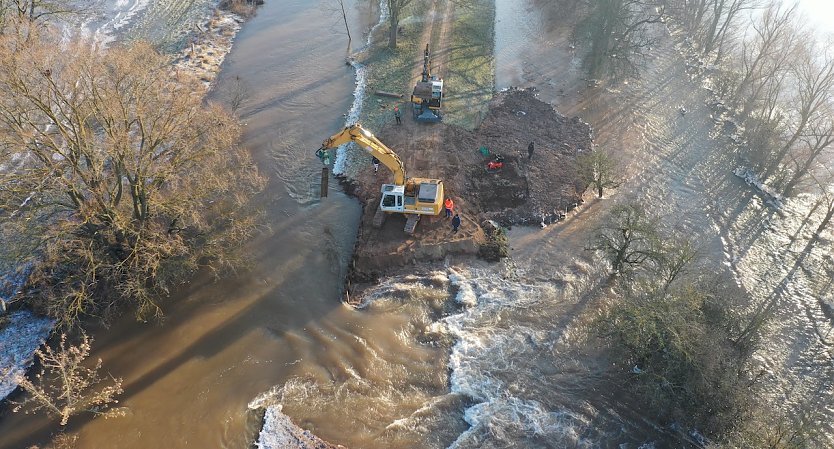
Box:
374 90 403 99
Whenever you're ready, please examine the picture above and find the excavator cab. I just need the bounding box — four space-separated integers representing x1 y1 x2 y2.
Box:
379 180 443 214
380 185 405 212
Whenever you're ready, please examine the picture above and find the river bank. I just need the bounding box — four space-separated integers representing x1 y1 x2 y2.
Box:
0 0 250 404
2 0 831 447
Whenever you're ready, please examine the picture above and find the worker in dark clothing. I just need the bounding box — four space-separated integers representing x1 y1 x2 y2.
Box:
372 156 380 173
452 214 461 233
528 141 535 159
394 106 402 125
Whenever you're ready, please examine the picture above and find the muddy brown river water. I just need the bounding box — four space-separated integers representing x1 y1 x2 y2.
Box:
2 0 832 447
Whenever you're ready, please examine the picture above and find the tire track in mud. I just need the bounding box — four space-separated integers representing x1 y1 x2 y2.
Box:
405 0 455 185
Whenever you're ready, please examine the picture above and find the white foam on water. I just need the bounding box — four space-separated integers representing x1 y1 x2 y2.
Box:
448 271 477 307
437 267 601 448
332 0 389 175
448 398 593 449
251 262 611 447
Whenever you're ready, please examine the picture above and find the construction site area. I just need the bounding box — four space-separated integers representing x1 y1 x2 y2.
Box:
336 88 594 294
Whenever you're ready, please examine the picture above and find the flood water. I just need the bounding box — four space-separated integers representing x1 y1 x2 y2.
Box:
2 0 832 447
1 1 388 447
497 0 834 445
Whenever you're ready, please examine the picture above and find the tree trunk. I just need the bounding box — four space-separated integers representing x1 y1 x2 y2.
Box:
388 5 399 48
339 0 351 42
813 202 834 239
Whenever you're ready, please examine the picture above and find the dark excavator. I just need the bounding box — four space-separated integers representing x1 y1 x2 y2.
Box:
410 44 444 123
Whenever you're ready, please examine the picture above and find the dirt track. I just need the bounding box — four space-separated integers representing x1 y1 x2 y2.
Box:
339 0 594 292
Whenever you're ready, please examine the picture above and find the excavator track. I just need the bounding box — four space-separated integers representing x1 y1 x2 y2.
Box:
372 208 387 228
403 214 420 234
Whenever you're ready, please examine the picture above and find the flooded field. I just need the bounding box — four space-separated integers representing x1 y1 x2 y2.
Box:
497 0 834 445
1 0 831 447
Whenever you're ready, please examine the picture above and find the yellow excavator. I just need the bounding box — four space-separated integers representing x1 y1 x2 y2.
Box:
316 124 445 234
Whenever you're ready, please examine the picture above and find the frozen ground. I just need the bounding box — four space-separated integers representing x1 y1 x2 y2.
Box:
0 311 53 401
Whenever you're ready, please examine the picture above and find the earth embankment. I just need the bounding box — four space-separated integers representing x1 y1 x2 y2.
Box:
343 89 593 290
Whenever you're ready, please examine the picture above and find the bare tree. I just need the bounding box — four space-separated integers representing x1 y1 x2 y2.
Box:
0 30 265 327
587 203 660 275
801 170 834 243
699 0 759 58
662 0 710 34
743 66 788 166
577 147 620 198
655 237 698 291
387 0 415 49
764 39 834 180
576 0 667 78
0 0 77 24
321 0 352 42
11 333 123 425
782 108 834 196
732 2 800 121
219 75 251 114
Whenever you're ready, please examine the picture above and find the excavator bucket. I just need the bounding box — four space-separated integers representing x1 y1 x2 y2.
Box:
416 108 442 122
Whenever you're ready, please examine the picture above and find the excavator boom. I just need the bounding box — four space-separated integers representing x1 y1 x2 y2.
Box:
315 124 445 233
421 43 430 82
318 124 406 185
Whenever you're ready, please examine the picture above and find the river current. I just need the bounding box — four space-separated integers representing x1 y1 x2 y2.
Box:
1 0 831 448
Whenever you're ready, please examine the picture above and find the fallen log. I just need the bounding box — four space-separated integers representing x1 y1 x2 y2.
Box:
374 90 403 99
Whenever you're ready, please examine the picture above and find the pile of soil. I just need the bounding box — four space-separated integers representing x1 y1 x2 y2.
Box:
457 88 593 225
342 88 592 290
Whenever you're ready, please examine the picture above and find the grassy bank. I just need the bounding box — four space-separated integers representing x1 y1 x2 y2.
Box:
441 0 495 130
358 0 495 131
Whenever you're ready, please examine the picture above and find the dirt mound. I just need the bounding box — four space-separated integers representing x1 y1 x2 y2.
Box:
342 88 592 288
459 88 593 225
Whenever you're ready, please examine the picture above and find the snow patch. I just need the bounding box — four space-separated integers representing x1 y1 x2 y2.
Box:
733 166 783 208
0 310 54 401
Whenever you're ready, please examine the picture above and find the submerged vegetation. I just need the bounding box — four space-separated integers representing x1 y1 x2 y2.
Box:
0 24 264 329
589 201 824 445
10 333 123 426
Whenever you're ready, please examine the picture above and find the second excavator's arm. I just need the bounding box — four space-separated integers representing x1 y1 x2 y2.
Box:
317 124 407 185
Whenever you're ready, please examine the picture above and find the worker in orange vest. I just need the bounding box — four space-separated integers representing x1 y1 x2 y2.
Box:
444 197 454 217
